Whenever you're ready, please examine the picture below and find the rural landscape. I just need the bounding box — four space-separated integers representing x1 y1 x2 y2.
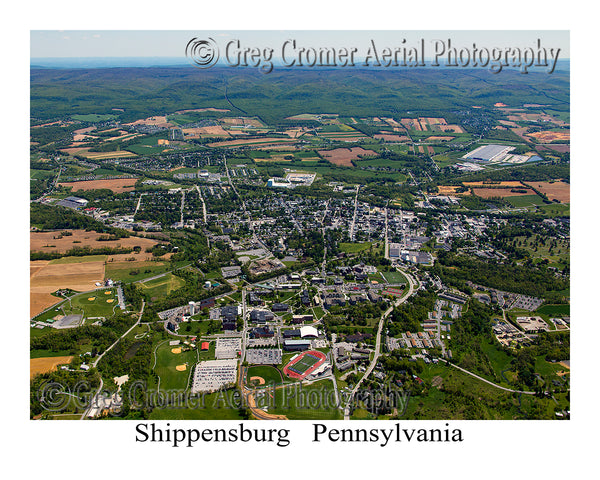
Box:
30 49 570 421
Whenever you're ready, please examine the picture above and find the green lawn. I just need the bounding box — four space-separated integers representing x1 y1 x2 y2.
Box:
106 261 170 283
507 194 546 208
138 273 186 298
269 380 343 420
536 304 570 317
339 242 373 254
382 270 408 284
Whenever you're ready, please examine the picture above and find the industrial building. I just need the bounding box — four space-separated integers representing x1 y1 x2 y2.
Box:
462 144 515 163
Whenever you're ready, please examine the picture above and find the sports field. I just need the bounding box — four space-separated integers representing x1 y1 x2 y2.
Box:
283 350 326 379
153 341 197 391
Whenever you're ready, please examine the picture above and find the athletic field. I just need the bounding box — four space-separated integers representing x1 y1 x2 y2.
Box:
283 350 326 380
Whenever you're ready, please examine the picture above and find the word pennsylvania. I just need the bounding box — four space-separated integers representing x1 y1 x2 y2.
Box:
134 423 463 448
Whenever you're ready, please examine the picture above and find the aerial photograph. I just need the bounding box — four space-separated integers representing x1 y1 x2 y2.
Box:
29 30 571 421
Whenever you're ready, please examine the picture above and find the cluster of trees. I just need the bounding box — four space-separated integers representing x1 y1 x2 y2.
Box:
31 245 134 261
286 230 324 264
387 290 436 335
432 250 568 298
30 203 126 234
97 336 153 382
31 313 137 355
30 368 100 418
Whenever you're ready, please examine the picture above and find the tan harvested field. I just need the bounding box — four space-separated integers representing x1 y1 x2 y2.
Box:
427 146 435 155
84 151 138 160
32 120 71 128
31 230 164 254
30 357 74 379
499 120 520 128
320 135 366 142
426 136 454 141
104 132 141 142
440 125 465 133
59 177 139 193
523 181 570 203
463 181 525 188
125 116 173 128
73 134 97 142
30 259 105 317
60 147 91 155
437 186 469 196
382 117 400 126
283 128 308 138
318 147 377 167
374 134 410 142
31 292 61 318
208 137 297 148
182 125 230 138
472 187 536 199
417 145 424 153
526 130 570 142
254 145 299 151
220 117 244 125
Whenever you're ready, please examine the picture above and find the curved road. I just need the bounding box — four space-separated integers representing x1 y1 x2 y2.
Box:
344 268 417 419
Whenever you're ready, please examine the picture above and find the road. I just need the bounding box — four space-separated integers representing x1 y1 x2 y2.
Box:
344 269 417 419
384 203 389 259
348 185 360 241
81 300 145 419
134 193 144 216
179 188 185 225
194 185 208 223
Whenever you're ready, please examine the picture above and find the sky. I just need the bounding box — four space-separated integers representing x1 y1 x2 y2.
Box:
30 30 570 60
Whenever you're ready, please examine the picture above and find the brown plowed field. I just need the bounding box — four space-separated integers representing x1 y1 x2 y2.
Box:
318 147 377 167
524 181 570 203
59 178 139 193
